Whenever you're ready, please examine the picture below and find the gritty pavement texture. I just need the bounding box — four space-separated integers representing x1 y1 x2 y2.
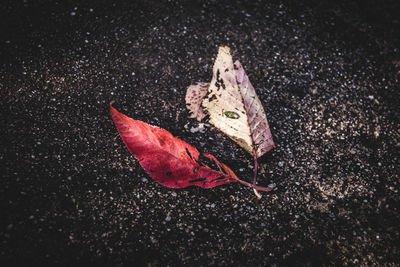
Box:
1 0 399 265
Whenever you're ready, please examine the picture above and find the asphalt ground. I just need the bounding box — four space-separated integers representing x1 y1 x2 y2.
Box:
1 0 399 265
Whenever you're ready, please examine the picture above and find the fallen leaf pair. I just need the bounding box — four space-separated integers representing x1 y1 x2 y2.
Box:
111 46 275 197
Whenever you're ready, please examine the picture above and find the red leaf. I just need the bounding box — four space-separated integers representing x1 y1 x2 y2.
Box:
110 105 237 189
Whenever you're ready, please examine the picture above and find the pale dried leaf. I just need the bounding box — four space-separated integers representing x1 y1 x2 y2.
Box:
234 60 275 156
185 82 209 121
202 46 274 158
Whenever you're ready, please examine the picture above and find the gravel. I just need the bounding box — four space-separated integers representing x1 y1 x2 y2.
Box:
1 0 399 265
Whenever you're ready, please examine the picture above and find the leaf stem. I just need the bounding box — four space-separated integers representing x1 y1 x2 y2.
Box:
253 150 258 186
236 178 273 192
252 150 262 198
203 153 272 193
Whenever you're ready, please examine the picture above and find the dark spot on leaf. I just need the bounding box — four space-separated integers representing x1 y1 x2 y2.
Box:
209 94 217 102
211 176 225 183
225 68 229 72
193 167 199 174
158 136 166 146
185 148 193 159
224 111 240 119
189 177 207 183
215 69 225 90
166 171 172 176
255 140 265 146
234 64 238 70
